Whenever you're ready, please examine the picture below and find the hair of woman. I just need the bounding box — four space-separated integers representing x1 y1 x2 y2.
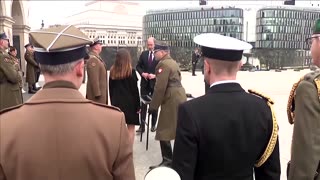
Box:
110 48 132 80
9 46 16 53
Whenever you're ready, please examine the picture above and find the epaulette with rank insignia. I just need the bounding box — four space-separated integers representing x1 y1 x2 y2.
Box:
248 89 278 168
90 101 122 112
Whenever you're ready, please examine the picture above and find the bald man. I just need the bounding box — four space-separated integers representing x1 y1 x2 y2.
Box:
136 37 159 133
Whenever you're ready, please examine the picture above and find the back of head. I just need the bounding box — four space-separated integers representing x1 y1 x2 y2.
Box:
110 48 132 80
194 33 252 80
9 46 16 53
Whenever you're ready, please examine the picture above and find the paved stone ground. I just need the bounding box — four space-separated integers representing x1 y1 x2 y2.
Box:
23 69 311 180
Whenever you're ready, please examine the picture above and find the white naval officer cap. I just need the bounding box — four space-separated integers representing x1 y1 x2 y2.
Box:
194 33 252 61
145 167 181 180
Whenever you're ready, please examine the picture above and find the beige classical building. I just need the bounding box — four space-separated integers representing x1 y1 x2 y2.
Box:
65 0 144 47
0 0 30 70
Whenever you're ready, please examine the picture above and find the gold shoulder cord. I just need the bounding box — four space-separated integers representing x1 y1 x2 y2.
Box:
286 78 303 125
314 77 320 100
248 89 278 167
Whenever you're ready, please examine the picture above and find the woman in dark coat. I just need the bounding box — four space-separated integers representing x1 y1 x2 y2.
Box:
109 48 140 145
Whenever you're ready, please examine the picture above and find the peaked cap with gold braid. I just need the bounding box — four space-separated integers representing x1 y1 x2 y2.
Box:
248 89 278 167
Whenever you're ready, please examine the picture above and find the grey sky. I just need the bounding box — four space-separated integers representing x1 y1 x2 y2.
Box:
28 0 316 29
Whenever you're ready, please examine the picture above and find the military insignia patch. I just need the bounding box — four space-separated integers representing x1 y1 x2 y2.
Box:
158 68 163 74
91 62 96 67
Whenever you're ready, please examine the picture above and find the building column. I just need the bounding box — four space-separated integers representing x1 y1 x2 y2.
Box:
0 16 14 42
12 24 31 91
12 24 30 68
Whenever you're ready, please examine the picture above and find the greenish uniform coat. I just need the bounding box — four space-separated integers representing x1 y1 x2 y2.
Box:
150 54 187 141
0 49 23 111
86 51 108 105
24 50 39 85
288 69 320 180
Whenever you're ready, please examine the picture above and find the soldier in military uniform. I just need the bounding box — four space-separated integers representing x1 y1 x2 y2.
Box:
172 33 281 180
8 46 23 102
24 43 40 94
0 33 22 111
0 25 135 180
86 38 108 105
287 19 320 180
148 41 187 170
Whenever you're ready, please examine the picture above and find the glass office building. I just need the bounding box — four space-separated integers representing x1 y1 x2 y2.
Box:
256 7 320 67
143 7 244 70
143 7 244 47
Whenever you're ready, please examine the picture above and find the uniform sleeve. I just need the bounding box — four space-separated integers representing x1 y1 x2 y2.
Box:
254 140 281 180
254 102 281 180
288 80 320 180
0 57 20 84
0 164 6 180
172 103 198 180
24 53 38 67
86 58 101 97
149 63 170 110
113 114 135 180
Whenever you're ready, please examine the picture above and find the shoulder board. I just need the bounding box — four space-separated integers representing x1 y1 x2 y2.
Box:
248 89 278 168
287 77 304 125
0 104 23 114
90 101 122 112
304 69 320 82
248 89 274 105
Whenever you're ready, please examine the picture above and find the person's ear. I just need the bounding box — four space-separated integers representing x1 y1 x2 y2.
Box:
75 60 84 77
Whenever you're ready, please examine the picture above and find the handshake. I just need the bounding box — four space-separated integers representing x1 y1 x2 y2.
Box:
142 73 156 80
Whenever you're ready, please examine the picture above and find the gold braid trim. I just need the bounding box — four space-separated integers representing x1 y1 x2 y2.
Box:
248 89 278 167
314 78 320 100
287 78 303 125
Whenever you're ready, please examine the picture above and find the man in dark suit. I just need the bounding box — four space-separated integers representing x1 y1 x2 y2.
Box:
136 37 159 133
172 33 281 180
191 48 200 76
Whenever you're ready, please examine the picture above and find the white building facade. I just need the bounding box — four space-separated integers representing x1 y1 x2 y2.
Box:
65 1 144 48
0 0 30 70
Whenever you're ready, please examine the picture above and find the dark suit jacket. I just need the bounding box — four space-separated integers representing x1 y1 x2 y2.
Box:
172 83 281 180
136 50 159 93
192 52 200 64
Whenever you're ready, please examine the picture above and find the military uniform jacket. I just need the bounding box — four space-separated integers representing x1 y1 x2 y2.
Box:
172 83 281 180
150 55 187 141
86 51 108 105
0 81 135 180
24 50 39 84
0 49 22 111
9 54 23 89
288 69 320 180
